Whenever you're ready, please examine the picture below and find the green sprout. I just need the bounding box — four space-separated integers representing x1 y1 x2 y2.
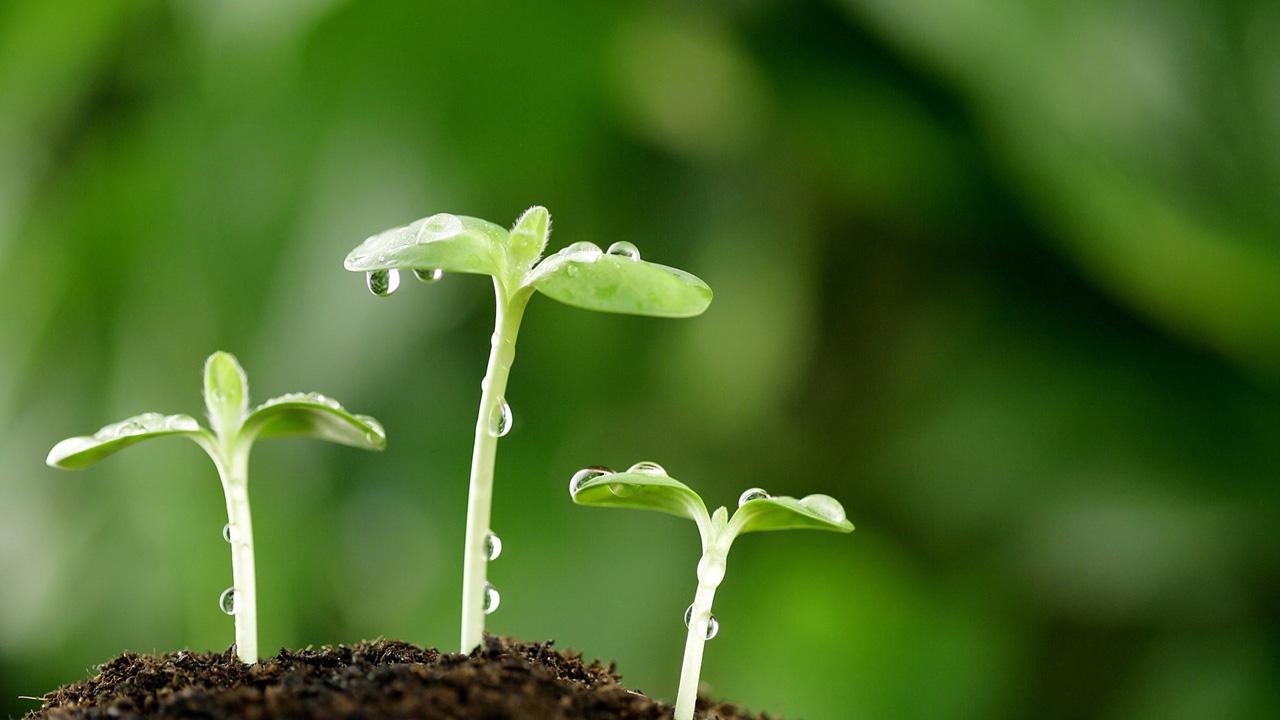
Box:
45 351 386 664
345 207 712 653
569 462 853 720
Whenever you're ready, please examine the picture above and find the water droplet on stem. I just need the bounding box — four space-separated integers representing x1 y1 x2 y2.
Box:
219 587 238 615
684 604 719 640
485 532 503 561
483 582 501 614
488 400 512 438
222 524 234 543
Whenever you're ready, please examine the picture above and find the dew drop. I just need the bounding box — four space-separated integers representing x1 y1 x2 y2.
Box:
483 582 501 615
683 604 719 640
560 241 603 264
222 523 234 543
219 587 238 615
488 400 512 438
413 268 444 283
606 241 641 261
569 466 612 497
366 269 400 297
738 488 771 507
485 531 503 561
626 461 666 476
799 494 847 524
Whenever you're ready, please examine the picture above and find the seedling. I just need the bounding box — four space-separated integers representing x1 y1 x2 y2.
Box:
344 207 712 652
46 351 386 664
569 463 853 720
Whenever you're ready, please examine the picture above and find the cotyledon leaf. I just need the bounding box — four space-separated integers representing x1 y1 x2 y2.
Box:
571 470 710 526
204 351 249 440
344 213 508 277
728 494 854 537
508 205 551 270
47 413 211 470
526 245 713 318
241 393 386 451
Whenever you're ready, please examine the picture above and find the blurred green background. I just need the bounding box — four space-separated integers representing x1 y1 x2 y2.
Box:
3 0 1280 717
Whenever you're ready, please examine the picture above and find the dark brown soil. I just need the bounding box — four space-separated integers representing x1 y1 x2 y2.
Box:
26 636 768 720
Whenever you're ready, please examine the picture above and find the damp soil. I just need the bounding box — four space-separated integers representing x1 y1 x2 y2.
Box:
26 636 769 720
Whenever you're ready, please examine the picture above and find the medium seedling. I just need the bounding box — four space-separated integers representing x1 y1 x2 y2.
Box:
569 463 853 720
46 351 386 664
344 207 712 652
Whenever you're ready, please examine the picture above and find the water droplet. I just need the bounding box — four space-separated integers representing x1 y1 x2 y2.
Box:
485 532 503 561
483 582 501 614
799 494 847 524
222 524 234 543
569 466 612 496
219 587 238 615
423 213 463 239
738 488 771 507
413 268 444 283
606 241 641 261
366 269 400 297
626 461 666 476
684 604 719 640
560 241 603 264
488 400 512 438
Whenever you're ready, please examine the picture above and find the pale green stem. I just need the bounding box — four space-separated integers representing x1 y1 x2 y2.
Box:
214 444 258 663
460 279 528 652
675 580 719 720
675 543 727 717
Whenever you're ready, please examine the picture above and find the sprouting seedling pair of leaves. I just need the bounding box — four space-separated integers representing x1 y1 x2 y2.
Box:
569 463 853 720
344 207 712 652
46 352 385 664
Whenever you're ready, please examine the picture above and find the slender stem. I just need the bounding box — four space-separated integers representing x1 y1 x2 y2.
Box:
216 445 258 663
675 581 718 720
460 280 528 652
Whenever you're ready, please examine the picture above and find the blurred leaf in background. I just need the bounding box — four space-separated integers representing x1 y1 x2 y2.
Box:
2 0 1278 718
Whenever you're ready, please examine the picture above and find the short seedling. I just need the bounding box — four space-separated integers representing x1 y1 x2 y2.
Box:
345 207 712 652
569 463 853 720
46 351 386 664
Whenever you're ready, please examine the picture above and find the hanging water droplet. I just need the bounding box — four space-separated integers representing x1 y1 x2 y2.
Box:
483 582 501 614
738 488 771 507
488 400 512 438
485 531 503 561
413 268 444 283
219 587 239 615
799 494 847 524
627 461 666 476
366 269 400 297
683 604 720 640
222 523 234 543
606 241 641 261
569 466 612 497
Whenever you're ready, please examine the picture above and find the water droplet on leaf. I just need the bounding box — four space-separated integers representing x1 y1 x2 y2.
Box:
738 488 771 507
488 400 512 438
413 268 444 283
799 494 847 524
483 582 501 615
627 461 666 476
219 587 238 615
485 532 503 561
569 466 612 497
606 241 641 261
367 269 400 297
560 241 603 264
684 604 719 640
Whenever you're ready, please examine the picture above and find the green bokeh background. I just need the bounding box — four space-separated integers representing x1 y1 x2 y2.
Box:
3 1 1280 717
